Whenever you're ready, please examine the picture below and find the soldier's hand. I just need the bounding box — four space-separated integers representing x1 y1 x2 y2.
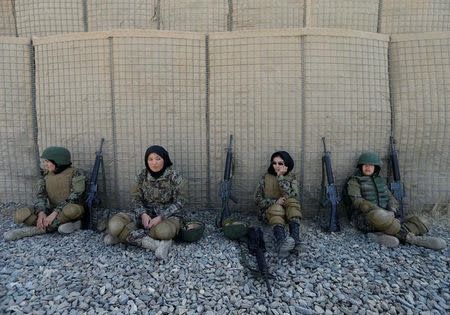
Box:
141 213 151 229
276 197 286 206
43 211 58 228
36 211 46 230
276 165 288 176
148 216 162 228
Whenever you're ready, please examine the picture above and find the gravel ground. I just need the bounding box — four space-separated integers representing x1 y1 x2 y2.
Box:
0 203 449 315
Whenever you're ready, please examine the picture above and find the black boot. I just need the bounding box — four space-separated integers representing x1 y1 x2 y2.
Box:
273 225 295 258
289 219 301 247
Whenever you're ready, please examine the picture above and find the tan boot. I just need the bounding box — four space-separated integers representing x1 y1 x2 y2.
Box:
58 220 81 234
103 233 120 246
367 232 400 248
405 233 447 251
155 240 173 260
141 236 160 251
3 226 46 241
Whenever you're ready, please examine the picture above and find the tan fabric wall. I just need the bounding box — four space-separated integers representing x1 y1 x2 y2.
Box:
380 0 450 34
159 0 228 32
390 33 450 210
0 1 16 36
232 0 305 31
306 0 379 33
33 32 116 205
87 0 158 32
209 30 303 212
302 30 390 215
15 0 84 37
111 31 207 209
0 37 38 203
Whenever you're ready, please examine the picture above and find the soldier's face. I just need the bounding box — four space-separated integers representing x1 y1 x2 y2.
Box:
271 156 285 173
362 164 375 176
147 153 164 172
43 160 56 172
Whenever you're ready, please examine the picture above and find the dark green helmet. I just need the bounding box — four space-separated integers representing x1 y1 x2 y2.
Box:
357 152 382 167
222 219 248 240
180 221 205 242
41 146 71 165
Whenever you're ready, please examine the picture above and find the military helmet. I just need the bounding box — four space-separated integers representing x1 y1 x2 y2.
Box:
41 146 71 165
357 152 382 167
180 221 205 242
222 218 248 240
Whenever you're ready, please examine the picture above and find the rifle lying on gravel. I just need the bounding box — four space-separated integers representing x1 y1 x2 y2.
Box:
83 138 106 230
216 135 238 227
320 137 340 232
389 136 405 222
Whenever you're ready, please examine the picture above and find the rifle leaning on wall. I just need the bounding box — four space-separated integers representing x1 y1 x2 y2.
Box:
83 138 106 230
216 135 238 227
389 136 405 223
320 137 340 232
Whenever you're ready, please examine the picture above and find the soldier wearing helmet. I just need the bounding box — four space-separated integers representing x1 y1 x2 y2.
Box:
103 145 189 260
3 146 86 241
254 151 302 257
346 151 446 250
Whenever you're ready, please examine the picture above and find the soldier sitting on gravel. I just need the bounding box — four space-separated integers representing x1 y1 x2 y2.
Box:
103 145 186 260
346 152 446 250
254 151 302 257
3 147 85 241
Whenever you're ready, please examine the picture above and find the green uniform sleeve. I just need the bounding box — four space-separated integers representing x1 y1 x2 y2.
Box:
277 174 299 199
254 176 276 209
53 170 86 213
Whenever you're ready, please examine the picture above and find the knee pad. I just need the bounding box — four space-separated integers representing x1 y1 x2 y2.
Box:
14 208 37 226
285 198 302 220
366 208 396 232
383 219 401 235
61 204 84 221
403 216 428 235
266 204 286 226
108 213 134 241
150 217 181 240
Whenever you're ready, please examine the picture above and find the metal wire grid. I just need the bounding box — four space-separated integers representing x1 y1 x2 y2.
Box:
0 38 37 203
306 0 379 32
0 1 16 36
379 0 450 34
87 0 158 32
111 33 207 209
14 0 84 37
208 32 303 211
231 0 305 31
33 35 116 206
159 0 228 32
390 34 450 210
302 34 390 215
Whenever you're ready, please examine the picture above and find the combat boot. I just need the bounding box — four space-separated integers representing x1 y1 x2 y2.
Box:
155 240 173 260
367 232 399 248
141 236 160 251
289 219 301 248
3 226 46 241
103 233 120 245
404 233 447 251
58 220 81 234
273 225 295 258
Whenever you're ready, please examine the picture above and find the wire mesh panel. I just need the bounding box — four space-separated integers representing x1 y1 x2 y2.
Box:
159 0 228 32
302 29 390 216
209 30 303 212
390 32 450 211
0 1 16 36
87 0 158 32
15 0 84 37
33 33 115 205
379 0 450 34
111 31 207 209
232 0 305 31
0 37 38 203
306 0 379 32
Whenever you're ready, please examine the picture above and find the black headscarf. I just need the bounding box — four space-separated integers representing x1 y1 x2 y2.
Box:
267 151 294 176
144 145 173 179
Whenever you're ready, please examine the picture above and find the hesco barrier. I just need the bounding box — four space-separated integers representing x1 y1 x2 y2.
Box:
3 0 450 36
390 32 450 210
0 28 449 217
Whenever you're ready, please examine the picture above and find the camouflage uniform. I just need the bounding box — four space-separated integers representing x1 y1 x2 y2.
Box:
13 167 86 231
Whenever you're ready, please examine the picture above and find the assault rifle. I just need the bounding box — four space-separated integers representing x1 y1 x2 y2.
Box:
216 135 237 227
389 136 405 222
320 137 340 232
83 138 106 230
247 226 272 294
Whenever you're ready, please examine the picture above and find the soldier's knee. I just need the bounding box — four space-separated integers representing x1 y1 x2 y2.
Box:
61 204 84 220
285 198 302 220
150 217 181 240
108 212 134 241
14 208 37 226
266 204 286 226
366 208 399 234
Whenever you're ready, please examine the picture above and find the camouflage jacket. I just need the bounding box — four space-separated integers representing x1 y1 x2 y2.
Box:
254 172 300 210
34 168 86 214
131 167 186 220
